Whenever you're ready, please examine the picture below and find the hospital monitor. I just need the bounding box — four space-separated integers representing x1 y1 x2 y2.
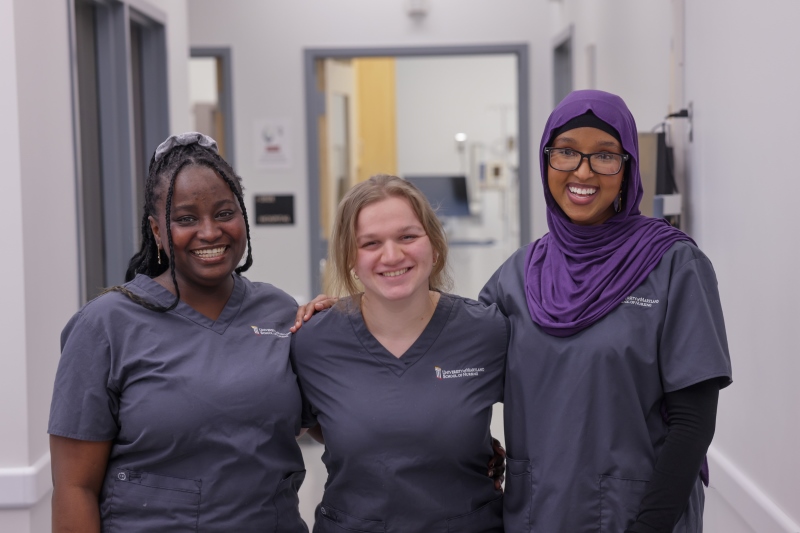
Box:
403 175 471 217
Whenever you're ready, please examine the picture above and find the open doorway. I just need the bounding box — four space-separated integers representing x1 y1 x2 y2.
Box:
304 45 531 299
189 47 235 168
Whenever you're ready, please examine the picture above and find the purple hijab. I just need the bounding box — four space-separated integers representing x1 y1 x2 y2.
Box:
525 90 693 337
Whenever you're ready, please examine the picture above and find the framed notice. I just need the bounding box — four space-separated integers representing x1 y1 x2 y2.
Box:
254 119 292 168
255 194 294 225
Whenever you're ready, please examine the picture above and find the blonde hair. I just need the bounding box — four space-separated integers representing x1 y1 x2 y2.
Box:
329 174 452 297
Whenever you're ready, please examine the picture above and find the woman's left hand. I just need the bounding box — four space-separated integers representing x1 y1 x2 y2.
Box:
488 437 506 491
291 295 338 332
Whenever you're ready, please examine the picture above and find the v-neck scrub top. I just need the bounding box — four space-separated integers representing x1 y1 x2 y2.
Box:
48 274 308 532
480 241 732 532
292 293 507 533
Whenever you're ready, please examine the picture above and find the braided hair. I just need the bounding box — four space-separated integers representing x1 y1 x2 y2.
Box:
107 143 253 312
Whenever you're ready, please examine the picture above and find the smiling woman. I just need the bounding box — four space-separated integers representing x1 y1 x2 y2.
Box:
47 133 309 532
479 91 732 533
354 196 435 311
546 126 625 226
292 175 508 532
148 164 248 318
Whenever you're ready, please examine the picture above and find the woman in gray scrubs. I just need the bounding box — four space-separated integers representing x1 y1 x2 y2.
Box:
292 175 507 532
49 133 308 532
480 90 732 532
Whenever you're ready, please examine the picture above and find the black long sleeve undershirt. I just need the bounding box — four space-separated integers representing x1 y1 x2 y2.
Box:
625 378 720 533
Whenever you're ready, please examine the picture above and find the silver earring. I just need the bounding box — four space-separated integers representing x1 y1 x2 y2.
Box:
157 245 162 265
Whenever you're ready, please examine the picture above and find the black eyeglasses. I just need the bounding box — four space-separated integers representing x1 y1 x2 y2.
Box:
544 147 629 175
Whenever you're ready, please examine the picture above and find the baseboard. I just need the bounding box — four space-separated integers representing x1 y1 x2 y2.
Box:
708 445 799 533
0 453 51 509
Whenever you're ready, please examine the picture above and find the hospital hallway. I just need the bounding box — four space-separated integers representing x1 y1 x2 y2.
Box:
3 1 799 532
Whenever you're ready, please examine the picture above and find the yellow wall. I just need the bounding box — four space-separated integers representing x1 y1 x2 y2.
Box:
354 57 397 181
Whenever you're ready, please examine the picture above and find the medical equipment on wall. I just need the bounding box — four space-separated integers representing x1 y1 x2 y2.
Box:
640 107 691 228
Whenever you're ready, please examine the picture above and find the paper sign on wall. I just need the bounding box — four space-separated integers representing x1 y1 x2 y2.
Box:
254 119 292 168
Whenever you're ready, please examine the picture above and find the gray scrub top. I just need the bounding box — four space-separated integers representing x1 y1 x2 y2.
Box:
292 293 507 533
480 241 732 532
49 274 308 532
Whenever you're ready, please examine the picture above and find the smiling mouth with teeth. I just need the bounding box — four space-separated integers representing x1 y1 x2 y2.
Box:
568 186 598 196
192 246 227 258
382 268 409 277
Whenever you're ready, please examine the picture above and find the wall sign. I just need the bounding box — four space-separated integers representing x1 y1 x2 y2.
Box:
253 118 292 169
255 194 294 225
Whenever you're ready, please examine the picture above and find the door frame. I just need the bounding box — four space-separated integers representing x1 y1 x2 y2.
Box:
190 46 236 169
303 44 531 296
67 0 170 299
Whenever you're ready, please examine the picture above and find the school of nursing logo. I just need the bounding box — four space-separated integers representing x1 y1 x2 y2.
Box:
435 365 484 379
250 326 291 337
621 295 660 308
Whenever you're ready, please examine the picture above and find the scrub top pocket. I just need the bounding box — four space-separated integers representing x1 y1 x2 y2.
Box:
503 458 532 532
107 469 201 533
598 474 648 532
446 495 504 532
274 471 308 533
313 503 386 533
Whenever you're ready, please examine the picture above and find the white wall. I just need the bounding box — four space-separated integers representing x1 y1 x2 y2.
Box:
159 0 192 134
684 1 800 530
189 57 218 103
14 0 80 471
0 0 78 530
0 0 29 474
395 54 518 176
548 0 674 130
188 0 552 301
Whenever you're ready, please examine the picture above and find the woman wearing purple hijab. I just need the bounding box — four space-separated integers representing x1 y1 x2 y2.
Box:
480 90 732 532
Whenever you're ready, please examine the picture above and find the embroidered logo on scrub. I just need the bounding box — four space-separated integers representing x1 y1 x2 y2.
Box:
435 366 484 379
622 295 660 308
250 326 291 337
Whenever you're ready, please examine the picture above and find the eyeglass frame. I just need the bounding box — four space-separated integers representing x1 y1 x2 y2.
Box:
543 147 630 176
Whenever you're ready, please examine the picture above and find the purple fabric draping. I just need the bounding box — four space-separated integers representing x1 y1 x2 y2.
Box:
525 90 693 337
